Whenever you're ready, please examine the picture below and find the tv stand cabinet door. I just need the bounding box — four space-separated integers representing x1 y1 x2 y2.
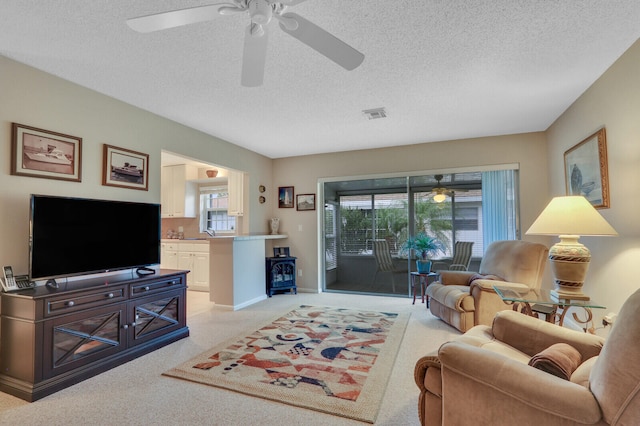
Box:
42 304 126 380
128 288 187 347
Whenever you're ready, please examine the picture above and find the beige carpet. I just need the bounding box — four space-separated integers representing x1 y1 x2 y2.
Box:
0 291 460 425
164 305 410 423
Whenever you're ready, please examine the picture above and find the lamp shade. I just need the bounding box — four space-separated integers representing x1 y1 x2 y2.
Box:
526 196 617 236
526 196 616 300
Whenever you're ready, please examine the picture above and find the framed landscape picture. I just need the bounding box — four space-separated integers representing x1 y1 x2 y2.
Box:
564 128 609 209
103 144 149 191
296 194 315 211
11 123 82 182
278 186 294 208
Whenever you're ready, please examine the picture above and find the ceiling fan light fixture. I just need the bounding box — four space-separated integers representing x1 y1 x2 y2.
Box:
127 0 365 87
433 193 447 203
249 0 272 25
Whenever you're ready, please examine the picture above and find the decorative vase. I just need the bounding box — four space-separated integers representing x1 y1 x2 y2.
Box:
206 169 218 178
416 259 432 274
270 217 280 235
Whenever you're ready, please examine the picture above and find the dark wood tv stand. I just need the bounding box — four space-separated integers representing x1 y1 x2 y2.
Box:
0 269 189 402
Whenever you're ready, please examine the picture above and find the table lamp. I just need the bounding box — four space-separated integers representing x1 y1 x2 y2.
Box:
526 196 617 300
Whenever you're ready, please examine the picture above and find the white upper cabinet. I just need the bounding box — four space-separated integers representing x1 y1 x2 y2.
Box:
161 164 198 218
228 171 244 216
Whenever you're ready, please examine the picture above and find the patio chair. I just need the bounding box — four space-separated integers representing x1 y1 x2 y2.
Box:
432 241 474 271
372 239 406 292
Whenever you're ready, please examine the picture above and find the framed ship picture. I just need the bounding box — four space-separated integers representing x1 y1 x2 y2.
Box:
103 144 149 191
11 123 82 182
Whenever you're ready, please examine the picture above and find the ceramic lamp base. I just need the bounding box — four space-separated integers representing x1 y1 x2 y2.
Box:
549 235 591 301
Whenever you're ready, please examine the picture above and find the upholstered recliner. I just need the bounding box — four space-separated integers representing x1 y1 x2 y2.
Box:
415 288 640 425
426 240 548 332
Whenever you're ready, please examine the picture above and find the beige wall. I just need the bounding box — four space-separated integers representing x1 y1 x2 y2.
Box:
546 38 640 315
0 56 273 273
273 133 549 291
3 36 638 321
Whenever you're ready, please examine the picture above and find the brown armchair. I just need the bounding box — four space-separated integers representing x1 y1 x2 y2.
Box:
415 288 640 425
426 240 548 332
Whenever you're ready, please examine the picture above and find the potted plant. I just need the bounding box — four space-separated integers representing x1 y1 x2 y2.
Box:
401 233 445 273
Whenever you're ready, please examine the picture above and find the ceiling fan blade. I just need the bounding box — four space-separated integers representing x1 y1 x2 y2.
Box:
241 24 269 87
279 12 364 71
279 0 311 5
127 4 235 33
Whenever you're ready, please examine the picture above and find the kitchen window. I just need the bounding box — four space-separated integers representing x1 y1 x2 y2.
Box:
200 186 236 233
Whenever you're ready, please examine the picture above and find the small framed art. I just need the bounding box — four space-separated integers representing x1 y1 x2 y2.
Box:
11 123 82 182
278 186 294 208
296 194 316 211
103 144 149 191
564 128 609 209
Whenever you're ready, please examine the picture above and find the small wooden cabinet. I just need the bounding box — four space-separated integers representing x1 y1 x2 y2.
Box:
0 270 189 402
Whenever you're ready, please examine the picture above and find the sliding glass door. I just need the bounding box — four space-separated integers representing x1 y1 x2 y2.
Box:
322 168 518 297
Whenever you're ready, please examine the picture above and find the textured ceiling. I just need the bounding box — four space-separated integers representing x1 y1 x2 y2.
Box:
2 1 640 159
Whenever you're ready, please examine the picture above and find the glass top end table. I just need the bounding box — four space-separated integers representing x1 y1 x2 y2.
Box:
493 285 605 332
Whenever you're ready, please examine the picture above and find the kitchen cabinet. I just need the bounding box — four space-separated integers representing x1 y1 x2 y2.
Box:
228 170 244 216
160 242 178 269
161 164 198 218
163 241 210 292
0 270 188 402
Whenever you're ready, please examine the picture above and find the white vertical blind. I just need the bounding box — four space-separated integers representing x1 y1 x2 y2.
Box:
481 170 517 247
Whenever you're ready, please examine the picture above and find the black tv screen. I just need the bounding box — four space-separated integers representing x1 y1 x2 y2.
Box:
30 195 161 280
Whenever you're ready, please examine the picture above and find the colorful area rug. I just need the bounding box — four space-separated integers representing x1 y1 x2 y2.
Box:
164 305 409 423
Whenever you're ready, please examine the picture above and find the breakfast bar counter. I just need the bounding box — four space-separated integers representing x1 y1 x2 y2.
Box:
208 234 287 310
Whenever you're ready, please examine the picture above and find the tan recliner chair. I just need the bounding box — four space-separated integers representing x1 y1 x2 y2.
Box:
426 240 548 332
415 288 640 426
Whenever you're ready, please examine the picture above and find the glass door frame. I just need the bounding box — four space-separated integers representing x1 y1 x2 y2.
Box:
318 164 520 294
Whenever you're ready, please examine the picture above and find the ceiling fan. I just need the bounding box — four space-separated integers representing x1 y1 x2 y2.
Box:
431 174 467 203
126 0 365 87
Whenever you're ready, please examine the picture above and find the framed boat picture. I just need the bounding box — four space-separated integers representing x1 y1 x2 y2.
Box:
11 123 82 182
102 144 149 191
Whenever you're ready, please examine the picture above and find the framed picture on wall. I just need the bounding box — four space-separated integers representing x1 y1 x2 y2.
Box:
102 144 149 191
278 186 294 208
296 194 316 211
11 123 82 182
564 128 609 209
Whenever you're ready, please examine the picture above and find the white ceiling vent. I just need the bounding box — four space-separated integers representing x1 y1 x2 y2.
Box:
363 107 387 120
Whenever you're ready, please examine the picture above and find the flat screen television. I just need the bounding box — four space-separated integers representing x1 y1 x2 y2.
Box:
29 194 161 281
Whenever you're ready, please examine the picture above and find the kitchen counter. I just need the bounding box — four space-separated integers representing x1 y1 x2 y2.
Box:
161 235 288 310
208 236 288 310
